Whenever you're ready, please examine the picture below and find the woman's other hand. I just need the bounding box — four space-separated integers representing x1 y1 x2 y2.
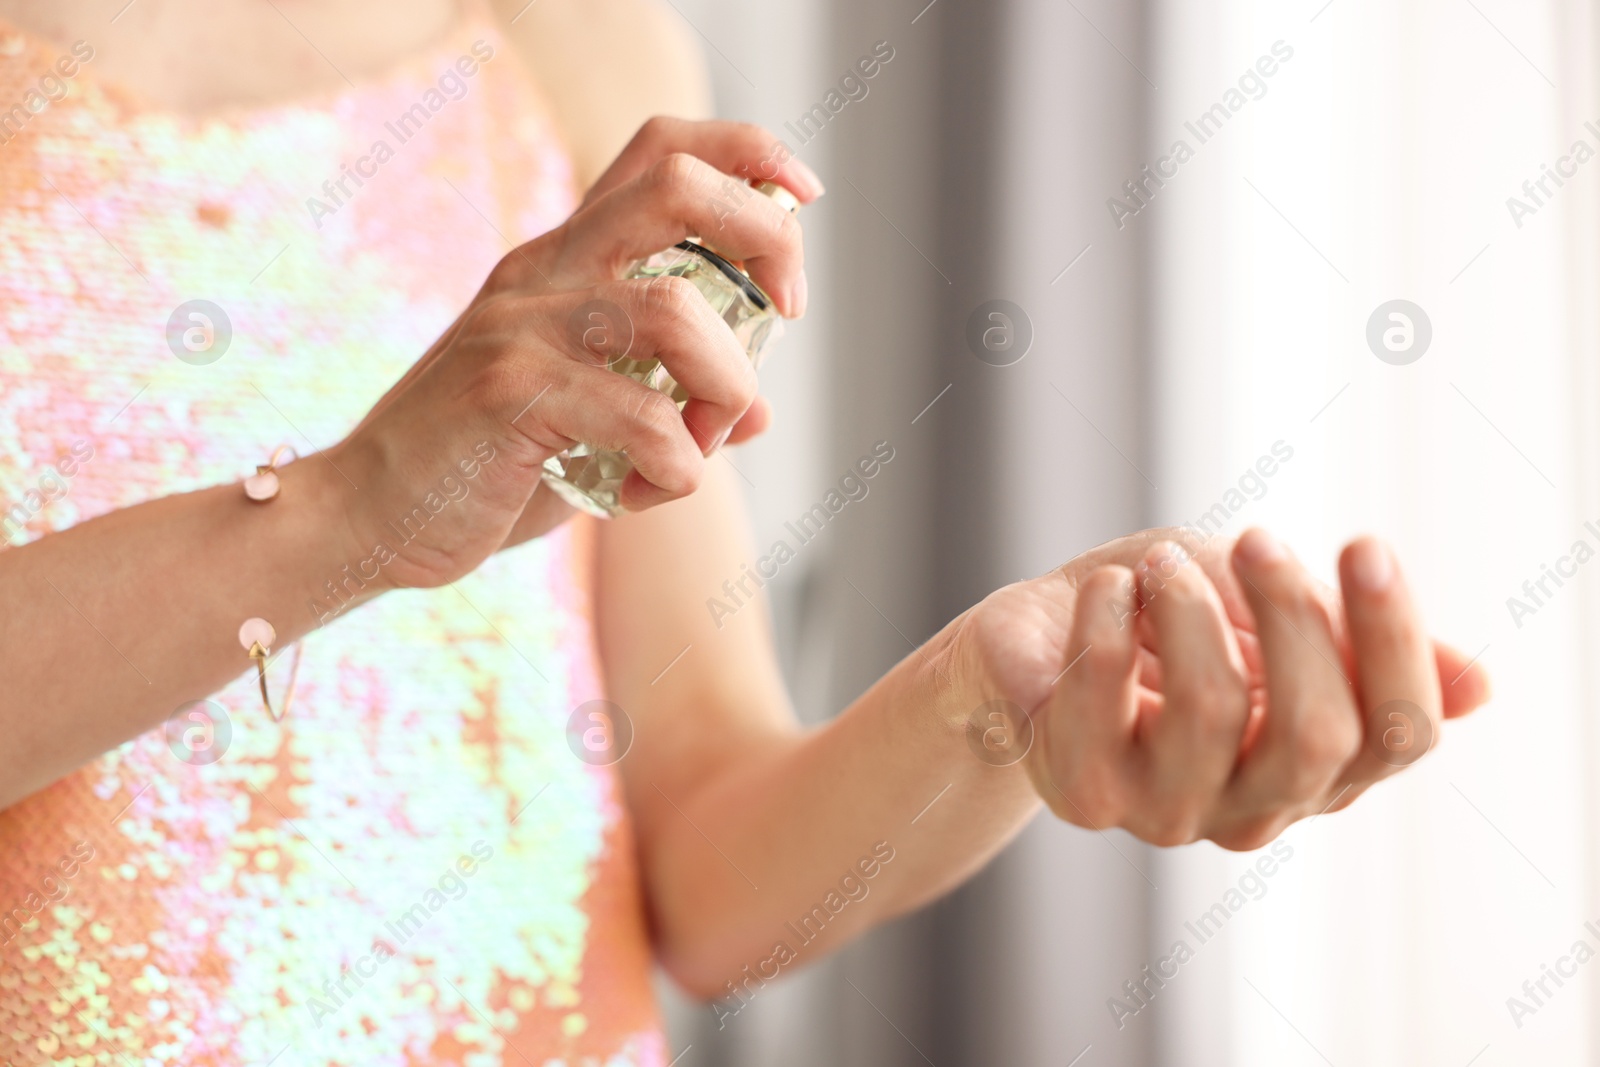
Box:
949 528 1492 850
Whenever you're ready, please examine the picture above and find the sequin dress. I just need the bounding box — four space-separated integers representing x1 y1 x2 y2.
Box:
0 13 666 1066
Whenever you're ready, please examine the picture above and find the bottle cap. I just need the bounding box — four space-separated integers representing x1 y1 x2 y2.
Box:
754 180 801 215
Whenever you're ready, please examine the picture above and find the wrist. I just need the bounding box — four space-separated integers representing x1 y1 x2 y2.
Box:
894 607 1048 823
914 608 987 737
273 452 393 625
926 573 1088 777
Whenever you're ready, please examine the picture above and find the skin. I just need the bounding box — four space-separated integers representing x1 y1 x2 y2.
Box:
0 0 1490 1004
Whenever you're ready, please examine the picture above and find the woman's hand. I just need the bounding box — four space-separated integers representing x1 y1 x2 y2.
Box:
950 527 1492 850
331 117 823 590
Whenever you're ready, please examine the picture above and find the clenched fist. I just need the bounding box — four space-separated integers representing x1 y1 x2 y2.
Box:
948 528 1491 850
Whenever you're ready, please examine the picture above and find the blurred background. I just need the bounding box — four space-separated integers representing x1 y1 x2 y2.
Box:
660 0 1600 1064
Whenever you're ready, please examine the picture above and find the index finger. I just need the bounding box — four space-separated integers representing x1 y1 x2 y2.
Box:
583 116 825 207
563 151 808 317
1334 536 1443 785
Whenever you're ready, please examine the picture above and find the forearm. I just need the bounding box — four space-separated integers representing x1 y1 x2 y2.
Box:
641 623 1041 1000
0 458 365 809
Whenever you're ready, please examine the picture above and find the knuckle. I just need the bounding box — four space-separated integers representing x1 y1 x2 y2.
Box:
658 450 704 497
483 257 518 293
1081 570 1137 638
771 205 803 246
1157 569 1208 611
1082 637 1132 678
646 151 703 197
638 114 676 142
1138 813 1197 849
463 364 515 413
1163 526 1207 559
642 274 704 324
1138 543 1195 598
1268 720 1360 798
1255 563 1320 617
484 249 543 293
1082 564 1132 598
468 293 528 336
1182 673 1247 733
1296 715 1362 772
626 392 700 495
465 361 546 438
1274 581 1323 619
731 120 778 146
629 388 683 444
1045 776 1120 831
728 359 760 409
1211 816 1285 853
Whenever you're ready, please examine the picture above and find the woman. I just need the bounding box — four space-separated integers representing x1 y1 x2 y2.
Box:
0 1 1489 1063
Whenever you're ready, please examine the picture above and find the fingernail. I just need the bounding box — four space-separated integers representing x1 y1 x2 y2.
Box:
1145 542 1181 575
788 158 826 199
1236 528 1287 566
708 427 731 454
790 269 808 318
1348 538 1393 592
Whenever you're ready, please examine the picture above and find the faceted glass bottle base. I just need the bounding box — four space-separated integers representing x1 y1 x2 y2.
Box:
541 242 781 517
541 448 634 517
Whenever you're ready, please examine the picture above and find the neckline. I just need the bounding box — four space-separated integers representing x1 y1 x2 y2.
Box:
0 2 494 123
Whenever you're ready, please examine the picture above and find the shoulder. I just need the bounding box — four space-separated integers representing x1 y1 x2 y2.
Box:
487 0 713 188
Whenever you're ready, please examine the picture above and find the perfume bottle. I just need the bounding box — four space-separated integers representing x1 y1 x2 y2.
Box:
541 179 800 517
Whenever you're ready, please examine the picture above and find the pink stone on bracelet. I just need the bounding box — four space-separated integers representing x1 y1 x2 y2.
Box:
240 616 302 722
244 445 296 501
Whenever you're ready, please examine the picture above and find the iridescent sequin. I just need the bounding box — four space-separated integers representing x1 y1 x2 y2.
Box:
0 13 664 1065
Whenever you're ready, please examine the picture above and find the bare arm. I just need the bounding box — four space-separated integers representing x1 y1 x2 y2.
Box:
0 460 367 808
2 111 812 820
603 464 1495 1001
0 0 821 811
511 2 984 995
599 464 1041 1000
0 0 713 809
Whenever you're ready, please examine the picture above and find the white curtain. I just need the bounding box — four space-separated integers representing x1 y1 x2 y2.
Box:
653 0 1600 1062
1149 0 1600 1063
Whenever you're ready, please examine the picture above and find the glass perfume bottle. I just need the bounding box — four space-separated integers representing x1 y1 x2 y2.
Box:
541 179 799 517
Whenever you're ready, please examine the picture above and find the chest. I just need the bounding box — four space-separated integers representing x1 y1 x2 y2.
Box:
0 0 461 113
0 30 573 513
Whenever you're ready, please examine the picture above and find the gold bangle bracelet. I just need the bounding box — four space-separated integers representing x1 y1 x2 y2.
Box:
239 617 302 722
240 444 305 720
